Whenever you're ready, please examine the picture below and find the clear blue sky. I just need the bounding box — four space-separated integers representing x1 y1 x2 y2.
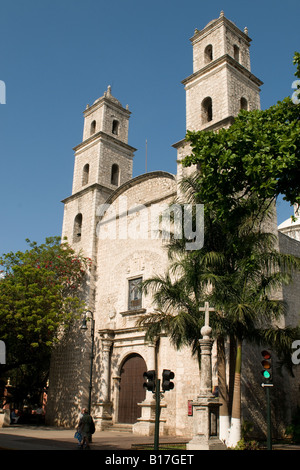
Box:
0 0 299 255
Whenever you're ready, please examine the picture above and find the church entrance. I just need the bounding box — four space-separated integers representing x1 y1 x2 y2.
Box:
118 354 147 424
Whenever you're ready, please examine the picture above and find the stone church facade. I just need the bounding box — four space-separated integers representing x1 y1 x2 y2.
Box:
46 13 300 438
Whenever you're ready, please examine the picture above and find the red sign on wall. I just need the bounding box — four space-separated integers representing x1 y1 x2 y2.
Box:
188 400 193 416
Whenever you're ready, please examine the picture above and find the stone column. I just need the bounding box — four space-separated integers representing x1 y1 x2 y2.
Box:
94 329 114 430
198 326 215 398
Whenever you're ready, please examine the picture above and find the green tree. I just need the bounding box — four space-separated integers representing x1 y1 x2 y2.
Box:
182 53 300 228
137 175 300 446
137 53 300 447
177 54 300 445
0 237 91 405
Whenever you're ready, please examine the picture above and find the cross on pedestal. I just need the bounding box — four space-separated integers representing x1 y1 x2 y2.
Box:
187 301 227 450
199 302 215 338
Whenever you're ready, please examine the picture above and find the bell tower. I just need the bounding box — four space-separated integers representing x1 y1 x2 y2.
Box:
174 11 263 172
61 86 136 260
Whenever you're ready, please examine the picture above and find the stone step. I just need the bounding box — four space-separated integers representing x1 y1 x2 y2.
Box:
109 423 133 433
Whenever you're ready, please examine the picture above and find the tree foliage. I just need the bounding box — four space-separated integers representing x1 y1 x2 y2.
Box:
182 53 300 226
137 53 300 445
0 237 91 373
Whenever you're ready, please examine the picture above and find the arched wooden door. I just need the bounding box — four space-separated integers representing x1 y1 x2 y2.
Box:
118 354 147 424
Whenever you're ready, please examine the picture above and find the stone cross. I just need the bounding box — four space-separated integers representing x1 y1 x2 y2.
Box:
199 302 215 339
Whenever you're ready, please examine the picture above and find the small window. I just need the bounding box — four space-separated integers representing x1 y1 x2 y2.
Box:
90 120 96 135
111 164 119 186
73 214 83 242
233 45 240 62
240 97 248 111
128 277 142 310
112 119 119 135
204 44 213 63
201 97 213 124
82 164 89 185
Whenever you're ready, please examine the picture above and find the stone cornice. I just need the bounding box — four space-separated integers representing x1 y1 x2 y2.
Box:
61 183 112 204
172 116 235 149
73 130 137 154
182 54 263 88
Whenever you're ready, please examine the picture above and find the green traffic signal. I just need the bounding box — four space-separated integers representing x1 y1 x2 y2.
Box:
261 350 272 383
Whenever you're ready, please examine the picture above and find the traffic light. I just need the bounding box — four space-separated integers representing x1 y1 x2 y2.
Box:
143 370 156 392
261 350 272 383
162 369 175 391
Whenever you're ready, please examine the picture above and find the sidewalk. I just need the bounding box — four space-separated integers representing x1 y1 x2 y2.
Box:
0 425 188 451
0 425 300 451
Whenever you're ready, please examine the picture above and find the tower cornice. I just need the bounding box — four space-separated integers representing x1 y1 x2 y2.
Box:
61 183 112 204
73 130 137 154
182 54 263 88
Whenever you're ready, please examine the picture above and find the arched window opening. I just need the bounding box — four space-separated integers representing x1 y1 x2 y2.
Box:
82 164 89 186
233 45 240 62
111 164 119 186
73 214 83 242
112 119 119 135
201 97 213 124
204 44 213 63
240 97 248 111
90 120 96 135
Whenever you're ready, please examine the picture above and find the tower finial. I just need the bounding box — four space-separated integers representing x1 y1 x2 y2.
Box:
244 26 248 35
220 10 224 17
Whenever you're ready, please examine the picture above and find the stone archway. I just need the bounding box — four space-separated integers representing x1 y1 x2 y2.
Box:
118 353 147 424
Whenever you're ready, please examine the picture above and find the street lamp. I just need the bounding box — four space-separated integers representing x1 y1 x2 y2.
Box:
80 310 95 415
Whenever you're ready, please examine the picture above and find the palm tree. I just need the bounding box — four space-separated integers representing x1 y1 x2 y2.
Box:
137 174 300 446
209 222 300 445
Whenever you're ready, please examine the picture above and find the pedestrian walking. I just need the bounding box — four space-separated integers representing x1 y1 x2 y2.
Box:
76 408 95 449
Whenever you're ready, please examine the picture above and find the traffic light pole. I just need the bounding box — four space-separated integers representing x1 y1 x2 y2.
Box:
266 385 272 450
261 350 273 450
143 370 174 450
154 379 161 451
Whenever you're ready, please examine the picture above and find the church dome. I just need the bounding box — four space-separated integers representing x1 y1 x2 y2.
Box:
93 85 122 107
278 205 300 242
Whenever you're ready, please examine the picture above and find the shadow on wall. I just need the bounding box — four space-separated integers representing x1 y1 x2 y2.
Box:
46 321 92 428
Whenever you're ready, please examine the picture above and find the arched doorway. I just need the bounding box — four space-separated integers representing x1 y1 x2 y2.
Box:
118 353 147 424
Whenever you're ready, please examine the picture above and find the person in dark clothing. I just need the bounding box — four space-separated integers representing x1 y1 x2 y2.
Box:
77 408 95 449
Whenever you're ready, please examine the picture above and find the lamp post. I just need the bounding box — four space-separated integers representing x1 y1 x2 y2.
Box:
80 310 95 415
